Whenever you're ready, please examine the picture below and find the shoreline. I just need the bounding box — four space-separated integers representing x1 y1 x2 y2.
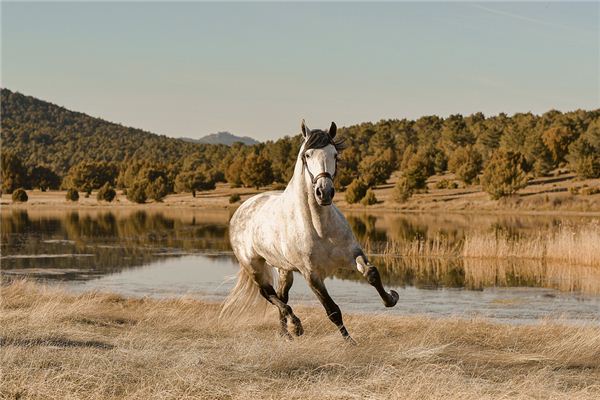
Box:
3 200 600 217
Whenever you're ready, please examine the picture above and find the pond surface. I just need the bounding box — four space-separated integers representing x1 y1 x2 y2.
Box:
2 208 599 324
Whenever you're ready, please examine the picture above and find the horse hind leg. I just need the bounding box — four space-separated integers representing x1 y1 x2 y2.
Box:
276 269 303 337
251 259 303 338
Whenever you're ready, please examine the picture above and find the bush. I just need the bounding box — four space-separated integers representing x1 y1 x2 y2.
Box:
127 181 147 204
97 183 116 202
11 188 28 203
66 188 79 202
393 177 413 203
480 151 528 200
229 193 241 204
360 189 378 206
345 179 368 204
435 179 450 189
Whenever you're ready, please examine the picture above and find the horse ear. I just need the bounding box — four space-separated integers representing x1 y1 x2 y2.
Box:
329 121 337 139
301 119 311 140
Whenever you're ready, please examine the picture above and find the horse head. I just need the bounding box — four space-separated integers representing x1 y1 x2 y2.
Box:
300 119 344 206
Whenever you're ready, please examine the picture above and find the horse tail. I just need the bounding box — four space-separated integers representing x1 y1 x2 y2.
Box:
219 266 271 320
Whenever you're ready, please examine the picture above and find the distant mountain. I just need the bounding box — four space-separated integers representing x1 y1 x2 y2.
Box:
181 132 259 146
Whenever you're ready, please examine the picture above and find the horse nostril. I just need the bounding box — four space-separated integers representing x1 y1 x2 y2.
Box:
316 188 323 198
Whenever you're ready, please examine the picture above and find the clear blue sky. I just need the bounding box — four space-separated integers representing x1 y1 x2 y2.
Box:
2 1 598 141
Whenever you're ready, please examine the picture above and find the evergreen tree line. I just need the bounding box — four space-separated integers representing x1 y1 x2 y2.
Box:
2 88 599 203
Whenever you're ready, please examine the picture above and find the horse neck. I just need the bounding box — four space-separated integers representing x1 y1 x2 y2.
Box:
284 156 334 237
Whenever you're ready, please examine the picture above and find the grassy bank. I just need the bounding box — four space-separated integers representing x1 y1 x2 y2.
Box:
2 281 600 400
2 172 600 215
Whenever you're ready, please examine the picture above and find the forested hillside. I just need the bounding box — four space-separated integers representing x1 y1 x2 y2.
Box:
1 88 231 175
2 88 599 204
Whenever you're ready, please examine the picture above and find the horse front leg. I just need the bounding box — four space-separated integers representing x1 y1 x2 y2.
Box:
306 272 355 343
355 252 399 308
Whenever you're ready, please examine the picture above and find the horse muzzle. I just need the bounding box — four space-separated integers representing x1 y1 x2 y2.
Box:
315 184 335 206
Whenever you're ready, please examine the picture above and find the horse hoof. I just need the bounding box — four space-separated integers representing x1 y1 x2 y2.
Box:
344 335 357 345
384 290 399 308
280 330 293 341
292 317 304 336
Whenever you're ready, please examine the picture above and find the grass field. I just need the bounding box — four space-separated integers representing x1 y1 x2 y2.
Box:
2 281 599 400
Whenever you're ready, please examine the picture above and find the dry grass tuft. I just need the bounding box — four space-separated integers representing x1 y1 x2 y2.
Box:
1 280 599 399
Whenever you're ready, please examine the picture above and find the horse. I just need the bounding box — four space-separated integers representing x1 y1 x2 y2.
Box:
221 120 399 341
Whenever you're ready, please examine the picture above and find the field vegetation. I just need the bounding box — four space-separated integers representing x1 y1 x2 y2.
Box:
2 280 600 400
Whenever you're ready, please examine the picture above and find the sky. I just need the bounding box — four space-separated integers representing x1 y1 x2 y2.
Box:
2 1 598 141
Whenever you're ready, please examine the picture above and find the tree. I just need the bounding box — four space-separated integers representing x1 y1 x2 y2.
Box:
567 119 600 178
63 161 118 192
358 150 395 187
345 179 368 204
241 153 273 189
225 157 245 188
146 176 168 202
480 151 528 200
401 149 433 191
441 114 475 153
126 181 147 204
1 150 27 193
29 165 61 191
448 146 482 185
97 183 116 202
175 169 215 196
393 177 413 203
542 125 577 165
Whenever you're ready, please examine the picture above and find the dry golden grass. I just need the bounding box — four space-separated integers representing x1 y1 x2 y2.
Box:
463 222 600 267
1 281 600 400
370 222 600 267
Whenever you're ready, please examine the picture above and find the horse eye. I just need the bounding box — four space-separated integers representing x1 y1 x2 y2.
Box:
305 153 310 158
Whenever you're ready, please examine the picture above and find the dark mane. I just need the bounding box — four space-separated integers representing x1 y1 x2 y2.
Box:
304 129 346 153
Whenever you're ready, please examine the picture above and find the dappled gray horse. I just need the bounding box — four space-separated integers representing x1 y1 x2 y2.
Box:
222 120 398 341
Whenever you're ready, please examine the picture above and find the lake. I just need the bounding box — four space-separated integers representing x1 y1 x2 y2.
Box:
2 208 599 324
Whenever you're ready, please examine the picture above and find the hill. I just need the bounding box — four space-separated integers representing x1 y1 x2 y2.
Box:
0 88 231 175
181 132 259 146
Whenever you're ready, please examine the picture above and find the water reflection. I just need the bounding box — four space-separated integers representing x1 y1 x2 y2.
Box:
1 209 232 279
1 209 599 296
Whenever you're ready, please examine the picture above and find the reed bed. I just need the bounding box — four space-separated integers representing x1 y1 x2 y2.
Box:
2 280 600 400
370 222 600 267
463 222 600 266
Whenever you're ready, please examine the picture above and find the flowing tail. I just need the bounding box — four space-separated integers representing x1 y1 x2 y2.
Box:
219 266 271 320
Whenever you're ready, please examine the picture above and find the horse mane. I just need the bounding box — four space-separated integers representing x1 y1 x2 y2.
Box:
303 130 346 153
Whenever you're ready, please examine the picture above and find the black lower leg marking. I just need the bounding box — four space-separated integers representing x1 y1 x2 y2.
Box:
355 252 399 308
307 273 353 341
259 283 303 337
